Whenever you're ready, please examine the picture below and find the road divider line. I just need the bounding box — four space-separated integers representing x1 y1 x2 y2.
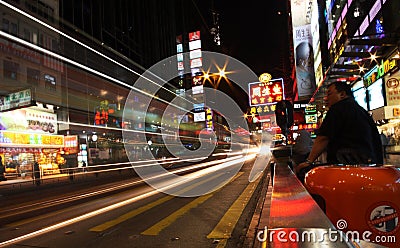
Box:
207 175 261 239
141 193 214 236
90 172 241 232
89 195 174 232
141 172 244 236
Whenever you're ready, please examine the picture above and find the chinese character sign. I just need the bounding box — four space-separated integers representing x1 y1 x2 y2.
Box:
248 79 284 106
385 70 400 106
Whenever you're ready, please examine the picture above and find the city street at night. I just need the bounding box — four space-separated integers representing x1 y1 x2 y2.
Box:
1 0 400 247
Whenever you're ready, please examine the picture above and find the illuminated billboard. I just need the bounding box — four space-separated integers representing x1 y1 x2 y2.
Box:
189 31 200 41
290 0 317 99
189 40 201 51
248 78 284 106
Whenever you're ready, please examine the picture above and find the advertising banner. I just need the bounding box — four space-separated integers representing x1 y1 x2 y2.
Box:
0 108 57 134
291 0 317 98
294 24 316 98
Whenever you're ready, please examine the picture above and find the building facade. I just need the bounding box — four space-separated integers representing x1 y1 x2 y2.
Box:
0 0 218 178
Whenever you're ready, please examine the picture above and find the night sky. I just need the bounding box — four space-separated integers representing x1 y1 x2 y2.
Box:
207 1 290 112
215 1 289 77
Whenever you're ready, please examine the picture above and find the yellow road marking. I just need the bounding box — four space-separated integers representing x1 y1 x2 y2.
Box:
216 238 228 248
89 195 174 232
91 172 240 232
207 176 261 239
141 193 214 235
141 172 244 236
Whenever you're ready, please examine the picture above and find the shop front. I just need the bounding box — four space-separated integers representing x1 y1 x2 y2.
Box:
0 106 65 178
361 51 400 163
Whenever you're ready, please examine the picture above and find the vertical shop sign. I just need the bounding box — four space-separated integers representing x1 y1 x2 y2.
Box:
384 70 400 106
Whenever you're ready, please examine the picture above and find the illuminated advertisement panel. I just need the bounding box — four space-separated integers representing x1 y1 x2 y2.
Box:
291 0 317 99
205 108 213 130
248 78 284 106
192 85 204 95
177 53 183 62
294 25 317 98
310 0 323 85
193 103 204 111
190 49 202 59
385 70 400 106
189 31 200 41
189 39 201 51
305 114 317 124
0 108 57 134
176 35 184 71
190 58 202 68
368 78 385 110
0 130 64 148
177 61 184 71
176 43 183 53
352 81 368 110
192 75 203 86
0 88 33 111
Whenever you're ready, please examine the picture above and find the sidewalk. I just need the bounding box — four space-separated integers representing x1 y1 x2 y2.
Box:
0 173 72 192
0 168 138 194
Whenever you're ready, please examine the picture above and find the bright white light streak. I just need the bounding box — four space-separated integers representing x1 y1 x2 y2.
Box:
151 154 255 190
0 1 180 98
5 156 233 217
211 146 259 157
0 0 196 108
55 120 192 140
0 31 192 114
0 155 254 247
0 0 144 75
0 179 190 247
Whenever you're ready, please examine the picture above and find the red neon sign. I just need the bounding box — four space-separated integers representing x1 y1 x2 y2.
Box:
248 79 284 106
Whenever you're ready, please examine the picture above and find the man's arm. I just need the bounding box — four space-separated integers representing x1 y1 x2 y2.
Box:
295 135 329 173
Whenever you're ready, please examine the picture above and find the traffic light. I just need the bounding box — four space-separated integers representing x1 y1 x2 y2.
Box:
274 100 294 135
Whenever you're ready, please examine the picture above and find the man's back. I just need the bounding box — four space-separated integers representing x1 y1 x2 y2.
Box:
318 97 383 164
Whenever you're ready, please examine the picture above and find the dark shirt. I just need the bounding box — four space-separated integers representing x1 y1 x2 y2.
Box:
318 97 383 164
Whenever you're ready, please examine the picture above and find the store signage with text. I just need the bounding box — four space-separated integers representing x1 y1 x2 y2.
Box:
0 131 64 148
364 59 397 87
0 108 57 134
248 79 284 106
0 89 33 112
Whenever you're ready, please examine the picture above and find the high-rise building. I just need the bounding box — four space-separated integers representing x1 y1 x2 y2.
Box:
0 0 218 171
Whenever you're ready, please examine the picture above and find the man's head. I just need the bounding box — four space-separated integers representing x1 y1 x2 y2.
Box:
326 81 353 108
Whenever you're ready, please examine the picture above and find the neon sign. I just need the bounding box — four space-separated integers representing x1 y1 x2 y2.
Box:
364 59 397 87
248 78 284 106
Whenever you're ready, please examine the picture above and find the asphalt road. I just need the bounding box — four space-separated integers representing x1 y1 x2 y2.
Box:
0 154 268 248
